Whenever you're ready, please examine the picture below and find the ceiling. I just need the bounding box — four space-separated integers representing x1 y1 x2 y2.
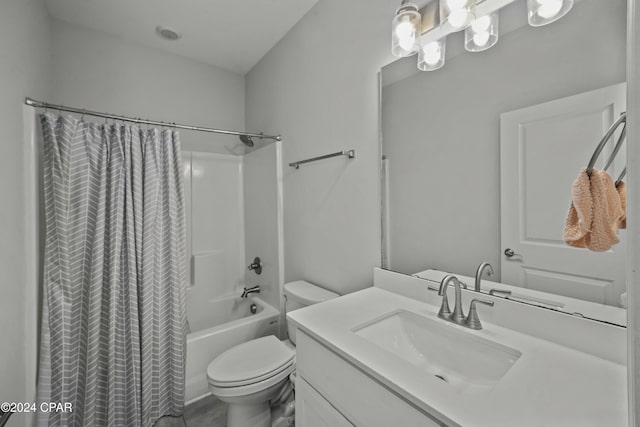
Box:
44 0 319 75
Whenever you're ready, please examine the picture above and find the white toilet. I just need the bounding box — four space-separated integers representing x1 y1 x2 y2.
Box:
206 280 339 427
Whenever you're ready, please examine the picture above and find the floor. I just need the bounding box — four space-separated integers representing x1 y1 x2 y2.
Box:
184 395 228 427
154 395 227 427
154 394 294 427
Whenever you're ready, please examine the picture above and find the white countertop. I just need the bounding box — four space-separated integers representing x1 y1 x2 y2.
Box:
288 287 628 427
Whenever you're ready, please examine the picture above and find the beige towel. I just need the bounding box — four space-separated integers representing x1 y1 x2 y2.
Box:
563 169 624 251
616 181 626 229
586 170 624 251
563 169 592 248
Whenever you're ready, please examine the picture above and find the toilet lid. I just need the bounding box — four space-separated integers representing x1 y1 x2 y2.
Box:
207 336 295 386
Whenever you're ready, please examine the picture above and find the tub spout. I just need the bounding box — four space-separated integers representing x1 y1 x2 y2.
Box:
241 285 261 298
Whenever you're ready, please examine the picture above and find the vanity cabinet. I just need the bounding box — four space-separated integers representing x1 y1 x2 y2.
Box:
295 330 445 427
296 378 353 427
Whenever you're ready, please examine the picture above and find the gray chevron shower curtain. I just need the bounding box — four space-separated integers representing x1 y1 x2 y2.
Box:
36 113 187 427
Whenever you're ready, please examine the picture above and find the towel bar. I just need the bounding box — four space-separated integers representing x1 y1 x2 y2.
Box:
289 150 355 169
586 113 626 180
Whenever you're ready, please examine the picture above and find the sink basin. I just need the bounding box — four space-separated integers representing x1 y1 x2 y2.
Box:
353 310 521 393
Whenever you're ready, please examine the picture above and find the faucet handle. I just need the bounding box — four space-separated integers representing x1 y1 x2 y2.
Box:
438 293 452 320
489 289 512 297
248 257 262 275
465 298 495 330
428 284 450 314
427 281 464 291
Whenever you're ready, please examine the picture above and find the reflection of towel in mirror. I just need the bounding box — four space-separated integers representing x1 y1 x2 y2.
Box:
563 169 624 251
563 169 592 248
587 170 624 251
616 181 626 229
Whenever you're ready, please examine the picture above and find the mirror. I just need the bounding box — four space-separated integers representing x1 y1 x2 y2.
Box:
380 0 627 326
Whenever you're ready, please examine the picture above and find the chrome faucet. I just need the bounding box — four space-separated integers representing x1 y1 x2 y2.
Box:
241 285 261 298
437 274 495 330
438 275 466 324
474 262 494 292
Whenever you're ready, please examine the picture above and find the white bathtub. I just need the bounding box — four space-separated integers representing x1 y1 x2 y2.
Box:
185 295 280 403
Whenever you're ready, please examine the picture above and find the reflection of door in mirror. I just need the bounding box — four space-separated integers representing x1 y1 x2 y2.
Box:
500 83 626 307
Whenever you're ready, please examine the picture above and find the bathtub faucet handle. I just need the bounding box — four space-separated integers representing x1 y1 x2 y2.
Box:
241 285 261 298
248 257 262 275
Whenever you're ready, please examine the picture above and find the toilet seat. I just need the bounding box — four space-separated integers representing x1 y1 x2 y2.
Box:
209 359 295 388
207 336 295 390
208 361 295 398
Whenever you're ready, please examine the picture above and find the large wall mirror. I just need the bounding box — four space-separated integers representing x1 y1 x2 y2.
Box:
380 0 628 326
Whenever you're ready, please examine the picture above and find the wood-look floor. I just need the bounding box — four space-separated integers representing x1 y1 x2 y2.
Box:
154 395 227 427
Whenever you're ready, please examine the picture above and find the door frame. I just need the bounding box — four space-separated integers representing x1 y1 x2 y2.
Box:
626 0 640 424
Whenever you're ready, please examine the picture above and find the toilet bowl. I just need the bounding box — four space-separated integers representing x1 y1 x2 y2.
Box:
207 336 295 427
206 281 338 427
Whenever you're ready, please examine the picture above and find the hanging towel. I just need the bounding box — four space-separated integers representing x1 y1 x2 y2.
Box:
564 169 624 251
563 169 592 248
586 169 624 251
616 181 627 229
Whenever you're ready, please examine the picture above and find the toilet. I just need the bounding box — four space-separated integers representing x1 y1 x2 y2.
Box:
206 280 339 427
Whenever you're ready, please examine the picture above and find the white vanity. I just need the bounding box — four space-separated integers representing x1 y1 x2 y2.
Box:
288 269 627 427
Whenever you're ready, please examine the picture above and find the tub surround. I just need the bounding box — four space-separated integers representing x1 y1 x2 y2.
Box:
288 272 627 426
182 143 284 405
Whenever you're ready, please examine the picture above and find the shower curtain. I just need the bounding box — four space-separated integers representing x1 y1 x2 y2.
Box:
37 113 187 427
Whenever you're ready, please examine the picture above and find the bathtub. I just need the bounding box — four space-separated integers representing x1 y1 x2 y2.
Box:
185 295 280 404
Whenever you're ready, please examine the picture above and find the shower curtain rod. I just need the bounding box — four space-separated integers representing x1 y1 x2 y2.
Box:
24 97 282 141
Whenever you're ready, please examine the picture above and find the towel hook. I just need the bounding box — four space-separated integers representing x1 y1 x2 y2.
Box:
586 112 626 177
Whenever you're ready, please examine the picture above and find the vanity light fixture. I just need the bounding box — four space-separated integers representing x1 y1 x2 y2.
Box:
391 0 422 57
441 0 477 31
418 38 446 71
391 0 576 72
465 13 499 52
527 0 574 26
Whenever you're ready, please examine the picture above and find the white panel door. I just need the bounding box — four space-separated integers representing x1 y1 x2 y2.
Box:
500 83 626 306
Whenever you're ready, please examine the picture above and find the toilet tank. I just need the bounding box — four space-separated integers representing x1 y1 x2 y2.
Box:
284 280 339 345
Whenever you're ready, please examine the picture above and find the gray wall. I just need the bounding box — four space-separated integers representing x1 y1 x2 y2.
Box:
382 0 626 278
246 0 395 295
0 0 50 410
50 20 246 154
